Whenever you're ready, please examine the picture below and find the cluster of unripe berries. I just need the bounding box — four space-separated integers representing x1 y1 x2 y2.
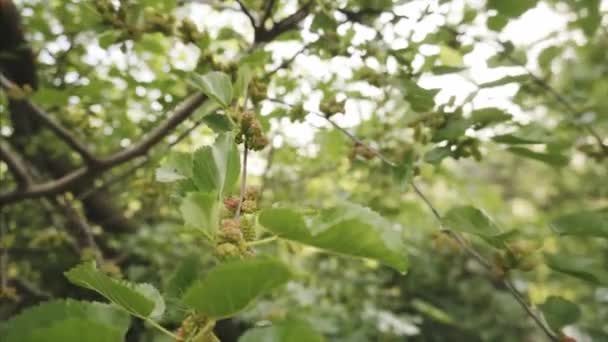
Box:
319 96 346 117
410 112 482 162
235 111 269 151
94 1 204 44
175 313 218 342
213 187 260 260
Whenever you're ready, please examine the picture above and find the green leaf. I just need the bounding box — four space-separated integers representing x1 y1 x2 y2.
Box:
182 258 291 318
470 108 512 128
155 151 192 183
487 14 509 31
203 113 235 132
239 319 326 342
65 261 165 319
432 116 470 142
487 0 537 18
97 30 121 48
234 64 254 100
506 147 569 167
192 133 240 196
479 74 530 88
442 206 502 237
545 253 608 285
258 203 409 273
439 45 463 67
165 255 204 299
493 123 553 144
180 191 219 236
403 80 438 112
538 46 561 71
539 296 581 332
478 74 529 88
189 71 233 107
0 299 130 342
431 65 467 75
551 209 608 238
424 146 451 164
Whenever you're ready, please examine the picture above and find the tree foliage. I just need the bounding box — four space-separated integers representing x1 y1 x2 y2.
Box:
0 0 607 341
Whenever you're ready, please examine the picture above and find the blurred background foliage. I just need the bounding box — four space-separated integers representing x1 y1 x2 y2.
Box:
1 0 607 341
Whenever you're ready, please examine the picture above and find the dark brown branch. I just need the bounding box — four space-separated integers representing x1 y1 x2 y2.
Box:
0 140 32 189
0 73 98 164
78 111 211 201
255 1 313 43
235 0 257 29
0 93 206 205
260 0 276 26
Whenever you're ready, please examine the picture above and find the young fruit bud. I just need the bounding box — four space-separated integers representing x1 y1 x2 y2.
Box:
220 219 243 242
240 215 257 241
224 197 239 212
240 200 258 214
214 242 241 260
245 186 259 201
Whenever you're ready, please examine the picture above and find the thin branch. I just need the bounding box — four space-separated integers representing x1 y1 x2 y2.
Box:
235 142 249 218
0 140 32 189
235 0 257 29
0 93 206 205
260 0 276 26
79 113 211 201
0 73 99 164
255 1 313 43
263 97 559 341
262 42 311 80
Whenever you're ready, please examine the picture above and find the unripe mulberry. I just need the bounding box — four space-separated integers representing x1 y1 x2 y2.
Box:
220 219 242 242
215 243 240 260
241 215 257 241
240 200 257 214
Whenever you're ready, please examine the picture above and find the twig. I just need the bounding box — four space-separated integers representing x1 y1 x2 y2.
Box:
246 235 277 246
235 142 249 218
0 73 99 164
78 114 210 201
0 140 32 189
262 42 311 80
235 0 257 28
254 1 313 43
0 93 206 205
260 0 276 26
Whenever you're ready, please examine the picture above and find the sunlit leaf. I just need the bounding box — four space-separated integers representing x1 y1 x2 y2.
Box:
506 147 569 167
259 203 408 273
192 133 240 196
442 206 502 237
551 209 608 238
0 299 130 342
65 261 165 319
545 253 608 285
182 258 291 318
189 71 233 107
179 191 219 236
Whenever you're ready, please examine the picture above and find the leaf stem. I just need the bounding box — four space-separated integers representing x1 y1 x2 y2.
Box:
246 236 278 247
144 318 182 341
235 142 249 219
